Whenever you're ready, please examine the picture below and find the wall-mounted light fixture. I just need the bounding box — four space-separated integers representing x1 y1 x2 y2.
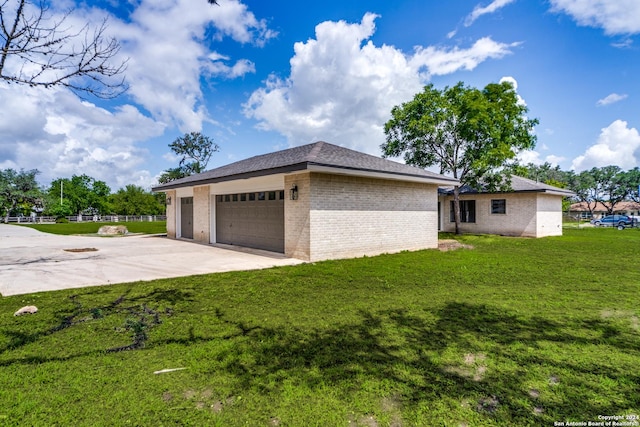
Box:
290 184 298 200
166 196 172 205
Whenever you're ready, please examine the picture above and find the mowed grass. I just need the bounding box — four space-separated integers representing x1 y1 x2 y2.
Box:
1 228 639 426
16 221 167 235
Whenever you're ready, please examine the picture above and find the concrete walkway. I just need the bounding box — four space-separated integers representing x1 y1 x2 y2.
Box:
0 224 303 296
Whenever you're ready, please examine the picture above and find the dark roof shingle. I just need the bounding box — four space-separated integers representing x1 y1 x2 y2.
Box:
439 175 575 196
153 141 458 190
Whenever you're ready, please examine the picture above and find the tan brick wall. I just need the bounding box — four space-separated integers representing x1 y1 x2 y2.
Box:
165 190 176 238
284 173 311 260
303 173 438 261
440 192 563 237
193 185 210 244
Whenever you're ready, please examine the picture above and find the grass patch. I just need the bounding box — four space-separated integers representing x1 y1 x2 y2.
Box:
15 221 167 235
1 228 639 425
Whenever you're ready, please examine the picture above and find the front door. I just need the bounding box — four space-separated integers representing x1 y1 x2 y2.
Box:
180 197 193 239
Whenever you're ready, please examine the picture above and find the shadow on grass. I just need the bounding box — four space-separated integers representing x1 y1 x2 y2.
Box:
206 302 639 424
0 287 193 359
2 293 638 423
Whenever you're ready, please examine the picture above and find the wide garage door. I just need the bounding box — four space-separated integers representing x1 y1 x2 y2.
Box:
216 190 285 253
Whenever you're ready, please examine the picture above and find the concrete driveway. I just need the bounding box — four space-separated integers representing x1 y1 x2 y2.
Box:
0 224 303 296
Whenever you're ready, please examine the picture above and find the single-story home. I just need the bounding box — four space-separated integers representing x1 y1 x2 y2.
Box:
152 141 459 262
438 175 575 237
568 201 640 219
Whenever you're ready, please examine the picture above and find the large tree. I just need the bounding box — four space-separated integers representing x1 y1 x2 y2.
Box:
382 81 538 234
505 162 570 188
158 131 219 184
46 174 111 216
624 167 640 204
0 0 127 98
0 168 40 222
110 185 164 216
591 166 628 215
567 166 631 216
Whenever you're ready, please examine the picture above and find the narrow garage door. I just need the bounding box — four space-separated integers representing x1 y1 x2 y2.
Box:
216 190 285 253
180 197 193 239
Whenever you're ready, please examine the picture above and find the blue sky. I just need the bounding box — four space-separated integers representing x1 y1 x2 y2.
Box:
2 0 640 190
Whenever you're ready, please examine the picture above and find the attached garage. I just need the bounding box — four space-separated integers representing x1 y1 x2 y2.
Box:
215 190 285 252
180 197 193 239
153 141 459 262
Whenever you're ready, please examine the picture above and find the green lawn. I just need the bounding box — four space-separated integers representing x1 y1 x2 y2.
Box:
1 228 638 426
16 221 167 235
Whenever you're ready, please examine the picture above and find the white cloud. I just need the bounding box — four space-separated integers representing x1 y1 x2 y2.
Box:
550 0 640 35
597 93 628 106
517 150 565 166
611 38 634 48
465 0 516 27
0 0 277 190
244 13 517 155
99 0 274 132
411 37 518 77
499 76 526 105
571 120 640 171
0 85 165 190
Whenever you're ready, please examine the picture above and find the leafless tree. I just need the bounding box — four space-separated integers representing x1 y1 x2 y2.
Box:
0 0 127 98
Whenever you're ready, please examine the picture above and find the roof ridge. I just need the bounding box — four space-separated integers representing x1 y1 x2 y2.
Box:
307 141 325 160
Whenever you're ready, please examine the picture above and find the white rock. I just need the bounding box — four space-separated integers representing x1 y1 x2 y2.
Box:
98 225 128 235
14 305 38 316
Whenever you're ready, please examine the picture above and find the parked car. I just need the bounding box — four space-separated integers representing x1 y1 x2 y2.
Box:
590 215 633 228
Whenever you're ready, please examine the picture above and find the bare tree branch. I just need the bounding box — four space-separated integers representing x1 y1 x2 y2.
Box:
0 0 127 98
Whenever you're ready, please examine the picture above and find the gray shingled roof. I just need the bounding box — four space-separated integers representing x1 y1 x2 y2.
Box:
153 141 459 191
439 175 575 196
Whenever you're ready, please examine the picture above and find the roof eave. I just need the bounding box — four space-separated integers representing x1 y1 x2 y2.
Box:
305 164 460 185
151 163 309 192
152 162 460 192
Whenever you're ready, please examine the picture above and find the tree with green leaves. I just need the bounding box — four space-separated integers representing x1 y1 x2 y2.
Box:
505 162 570 188
158 131 219 184
110 185 164 215
382 81 538 234
46 175 111 216
0 168 41 223
591 166 628 215
624 167 640 204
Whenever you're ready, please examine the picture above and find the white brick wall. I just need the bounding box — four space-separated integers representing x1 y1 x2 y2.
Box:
284 174 311 260
440 192 563 237
193 185 210 243
287 172 438 261
165 190 176 238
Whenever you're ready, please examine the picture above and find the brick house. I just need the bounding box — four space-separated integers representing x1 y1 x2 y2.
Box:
438 175 575 237
152 141 458 262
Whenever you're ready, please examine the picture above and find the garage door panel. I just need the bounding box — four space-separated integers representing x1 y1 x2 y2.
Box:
216 191 284 253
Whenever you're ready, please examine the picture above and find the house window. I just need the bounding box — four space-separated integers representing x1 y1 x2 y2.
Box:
240 193 246 202
232 194 238 202
491 199 506 214
268 191 276 200
258 192 265 201
279 190 285 200
450 200 476 223
224 194 231 202
249 193 255 201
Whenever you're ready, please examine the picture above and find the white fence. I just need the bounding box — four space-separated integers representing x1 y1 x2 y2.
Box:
5 215 167 224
